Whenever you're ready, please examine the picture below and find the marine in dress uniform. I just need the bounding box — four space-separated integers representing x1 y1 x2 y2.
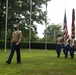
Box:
56 34 62 58
70 37 75 58
63 36 75 58
63 36 70 58
6 24 22 64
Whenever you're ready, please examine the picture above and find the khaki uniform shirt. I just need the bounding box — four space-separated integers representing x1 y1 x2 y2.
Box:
70 38 74 47
56 37 62 44
11 30 22 43
64 37 70 46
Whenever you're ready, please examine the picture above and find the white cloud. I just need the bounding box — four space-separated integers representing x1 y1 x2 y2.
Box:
37 24 45 38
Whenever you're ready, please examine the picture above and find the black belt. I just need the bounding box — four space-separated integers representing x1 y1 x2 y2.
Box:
13 41 18 43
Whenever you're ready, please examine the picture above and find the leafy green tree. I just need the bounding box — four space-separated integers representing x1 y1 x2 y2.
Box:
0 0 6 39
43 23 63 42
0 0 48 41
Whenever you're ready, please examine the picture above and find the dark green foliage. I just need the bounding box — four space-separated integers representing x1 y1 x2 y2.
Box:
0 0 47 41
43 23 63 42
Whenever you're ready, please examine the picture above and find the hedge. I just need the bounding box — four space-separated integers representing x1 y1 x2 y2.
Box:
0 41 56 50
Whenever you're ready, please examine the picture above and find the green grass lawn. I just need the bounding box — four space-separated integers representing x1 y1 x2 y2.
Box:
0 49 76 75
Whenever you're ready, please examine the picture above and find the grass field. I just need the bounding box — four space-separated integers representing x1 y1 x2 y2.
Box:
0 49 76 75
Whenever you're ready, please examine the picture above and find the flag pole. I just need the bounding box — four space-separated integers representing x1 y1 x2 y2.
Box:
4 0 8 52
45 0 48 51
45 0 51 51
29 0 32 51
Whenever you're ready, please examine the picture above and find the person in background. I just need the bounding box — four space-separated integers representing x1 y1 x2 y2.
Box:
6 24 22 64
55 33 63 58
74 40 76 49
70 36 75 58
63 35 75 58
63 35 70 58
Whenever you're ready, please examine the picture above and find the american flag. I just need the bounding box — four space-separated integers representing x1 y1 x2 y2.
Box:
63 9 68 40
71 8 75 38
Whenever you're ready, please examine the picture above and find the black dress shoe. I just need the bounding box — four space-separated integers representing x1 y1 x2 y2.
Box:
6 61 10 64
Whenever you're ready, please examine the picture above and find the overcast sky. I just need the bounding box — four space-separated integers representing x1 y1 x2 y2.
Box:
37 0 76 38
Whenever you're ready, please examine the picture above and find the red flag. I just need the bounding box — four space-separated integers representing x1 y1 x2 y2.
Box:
71 8 75 39
63 9 68 40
